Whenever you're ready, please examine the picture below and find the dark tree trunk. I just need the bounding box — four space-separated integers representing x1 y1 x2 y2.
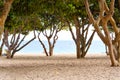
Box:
11 51 15 58
6 50 11 59
0 50 2 56
74 16 81 58
38 33 48 56
76 42 81 58
0 38 4 56
49 47 53 56
116 41 120 62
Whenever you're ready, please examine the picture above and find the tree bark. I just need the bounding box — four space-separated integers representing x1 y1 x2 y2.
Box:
6 50 11 59
48 38 53 56
84 0 119 66
0 0 14 39
117 42 120 62
81 30 95 58
0 38 4 56
73 16 81 58
49 46 53 56
38 33 48 56
68 17 94 58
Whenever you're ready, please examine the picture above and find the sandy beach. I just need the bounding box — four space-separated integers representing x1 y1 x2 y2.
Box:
0 53 120 80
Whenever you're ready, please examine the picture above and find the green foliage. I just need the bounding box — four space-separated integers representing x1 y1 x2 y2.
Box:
5 13 41 35
0 0 3 16
114 0 120 28
6 0 116 34
12 0 42 16
114 8 120 27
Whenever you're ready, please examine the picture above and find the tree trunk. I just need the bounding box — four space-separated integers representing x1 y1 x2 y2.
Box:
76 42 81 58
6 50 11 59
108 41 118 66
48 38 53 56
38 33 48 56
11 51 15 58
49 47 53 56
117 41 120 62
0 49 2 56
0 37 5 56
74 16 81 58
105 45 109 55
0 0 14 39
81 29 95 58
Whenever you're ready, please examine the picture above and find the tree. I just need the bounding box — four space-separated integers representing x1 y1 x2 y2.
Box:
84 0 120 66
2 0 50 58
3 12 38 58
60 1 95 58
37 13 64 56
68 20 95 58
4 28 36 58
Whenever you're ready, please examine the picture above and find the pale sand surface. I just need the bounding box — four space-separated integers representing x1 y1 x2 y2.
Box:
0 54 120 80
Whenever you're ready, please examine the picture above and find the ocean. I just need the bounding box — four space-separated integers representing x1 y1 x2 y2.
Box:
18 40 106 55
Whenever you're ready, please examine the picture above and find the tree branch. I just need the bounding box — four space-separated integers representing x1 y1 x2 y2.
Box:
38 32 48 56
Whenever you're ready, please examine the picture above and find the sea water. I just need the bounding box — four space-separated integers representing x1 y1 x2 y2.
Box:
18 40 106 54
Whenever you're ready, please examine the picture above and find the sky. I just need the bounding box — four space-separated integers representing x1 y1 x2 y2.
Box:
25 26 101 41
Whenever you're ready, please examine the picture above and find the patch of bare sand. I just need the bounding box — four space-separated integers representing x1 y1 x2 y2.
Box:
0 54 120 80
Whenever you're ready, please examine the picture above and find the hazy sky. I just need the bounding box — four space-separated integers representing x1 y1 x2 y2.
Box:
25 26 101 41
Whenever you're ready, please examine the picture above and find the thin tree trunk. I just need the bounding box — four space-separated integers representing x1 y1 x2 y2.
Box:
38 33 48 56
81 30 95 58
0 50 2 56
118 41 120 62
47 38 54 56
48 38 52 56
0 38 4 56
105 45 109 55
74 16 81 58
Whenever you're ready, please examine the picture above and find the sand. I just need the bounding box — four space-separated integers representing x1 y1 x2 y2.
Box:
0 53 120 80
